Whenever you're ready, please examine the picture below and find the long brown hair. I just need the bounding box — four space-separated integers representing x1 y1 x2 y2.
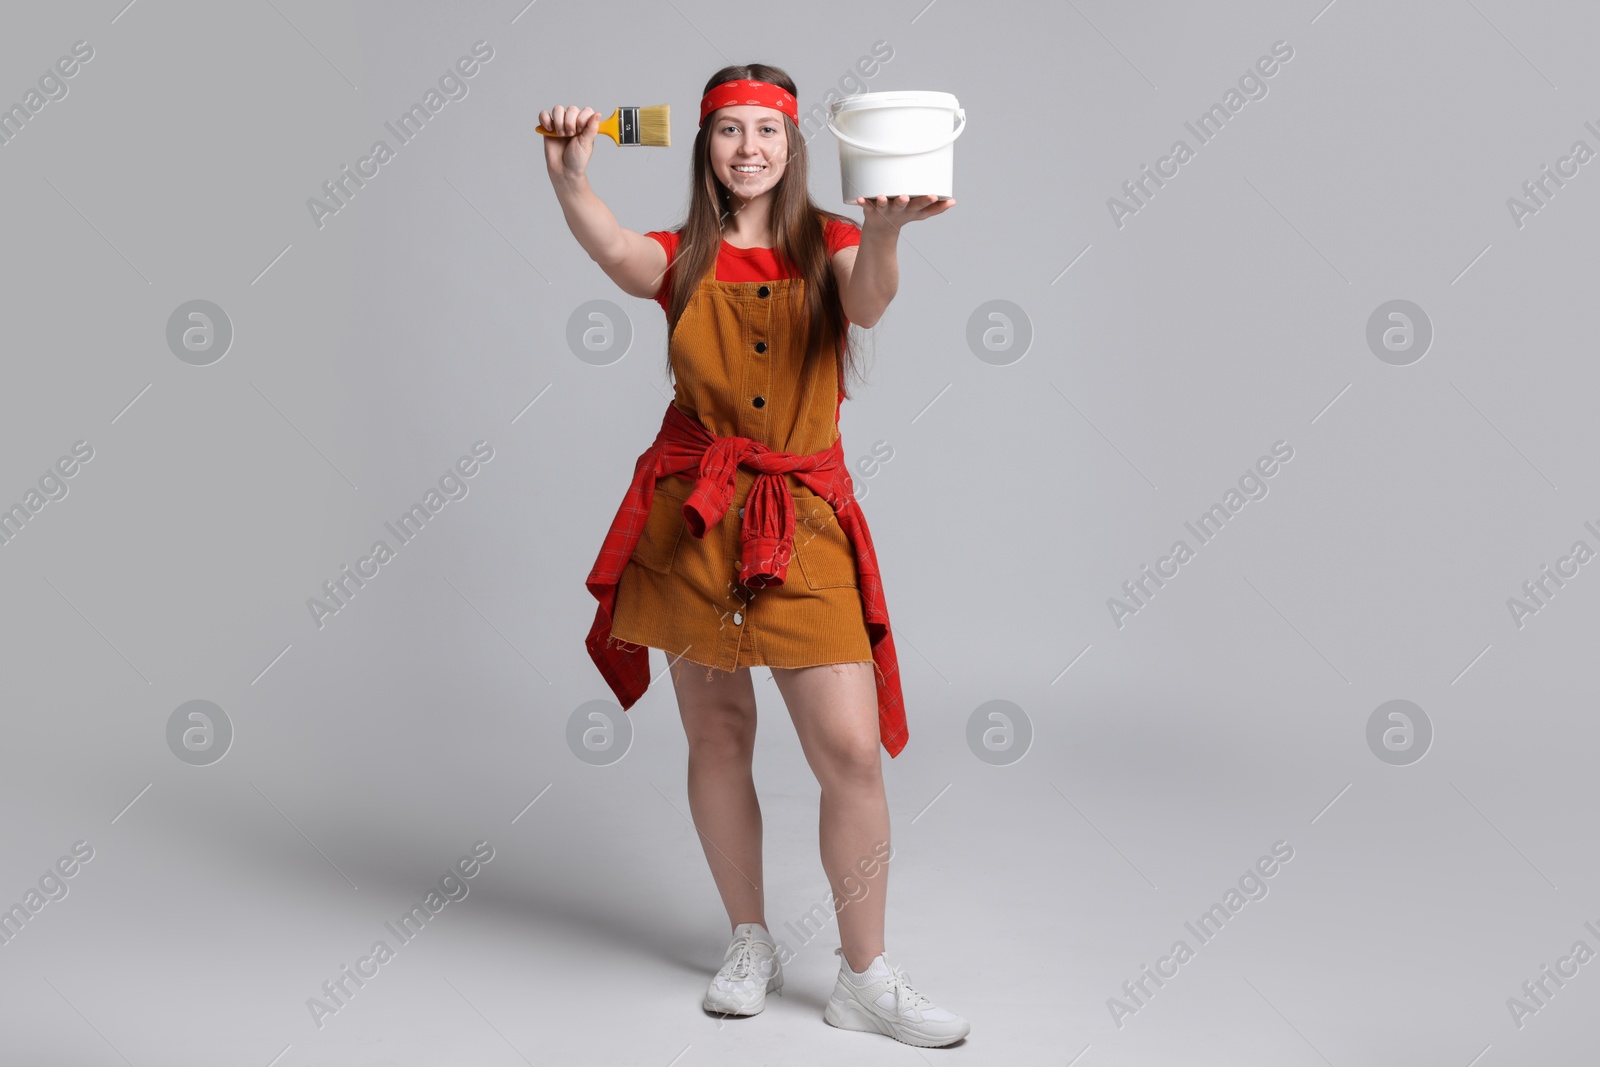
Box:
660 64 866 398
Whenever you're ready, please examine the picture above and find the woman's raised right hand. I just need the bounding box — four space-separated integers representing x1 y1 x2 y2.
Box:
540 105 600 184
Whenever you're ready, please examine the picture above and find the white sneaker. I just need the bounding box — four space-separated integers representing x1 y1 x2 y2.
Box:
703 922 782 1015
823 946 970 1047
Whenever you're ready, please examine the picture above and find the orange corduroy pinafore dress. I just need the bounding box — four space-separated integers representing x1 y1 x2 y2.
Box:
605 243 873 677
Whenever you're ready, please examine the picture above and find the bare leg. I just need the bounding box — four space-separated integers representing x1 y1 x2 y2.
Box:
670 658 766 933
769 661 888 973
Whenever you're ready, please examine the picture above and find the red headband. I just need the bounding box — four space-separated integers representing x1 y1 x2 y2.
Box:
699 79 798 128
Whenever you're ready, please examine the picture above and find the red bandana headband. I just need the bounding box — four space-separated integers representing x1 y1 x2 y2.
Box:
699 79 798 128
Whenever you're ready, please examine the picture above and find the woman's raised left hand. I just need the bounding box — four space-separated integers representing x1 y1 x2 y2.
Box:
855 193 956 234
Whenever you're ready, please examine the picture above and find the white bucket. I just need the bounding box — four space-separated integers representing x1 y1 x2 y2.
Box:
825 91 966 204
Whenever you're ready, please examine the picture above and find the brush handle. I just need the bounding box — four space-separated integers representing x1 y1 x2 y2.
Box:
536 108 621 144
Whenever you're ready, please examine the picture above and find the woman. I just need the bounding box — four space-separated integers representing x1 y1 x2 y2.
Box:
542 63 965 1048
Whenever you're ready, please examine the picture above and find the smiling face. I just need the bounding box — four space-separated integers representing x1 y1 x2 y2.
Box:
707 104 789 201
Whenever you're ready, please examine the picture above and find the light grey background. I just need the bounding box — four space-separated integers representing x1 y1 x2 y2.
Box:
2 0 1597 1064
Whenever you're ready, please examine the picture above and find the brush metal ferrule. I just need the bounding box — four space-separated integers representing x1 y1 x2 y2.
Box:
617 106 639 146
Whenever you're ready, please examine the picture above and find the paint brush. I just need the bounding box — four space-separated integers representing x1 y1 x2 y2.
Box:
536 105 669 147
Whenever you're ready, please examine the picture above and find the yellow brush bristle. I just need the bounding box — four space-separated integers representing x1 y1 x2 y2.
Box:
636 104 670 147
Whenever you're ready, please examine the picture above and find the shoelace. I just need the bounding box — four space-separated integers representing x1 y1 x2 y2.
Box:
724 934 759 981
886 963 934 1013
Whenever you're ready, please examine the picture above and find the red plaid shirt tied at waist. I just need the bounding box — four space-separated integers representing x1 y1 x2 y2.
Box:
585 402 909 757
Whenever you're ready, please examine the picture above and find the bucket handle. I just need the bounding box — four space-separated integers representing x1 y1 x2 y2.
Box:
824 107 966 156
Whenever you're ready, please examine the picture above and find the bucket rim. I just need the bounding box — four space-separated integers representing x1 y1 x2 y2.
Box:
828 90 961 115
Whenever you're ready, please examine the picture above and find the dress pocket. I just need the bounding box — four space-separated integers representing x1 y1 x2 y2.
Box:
630 479 690 574
792 493 859 589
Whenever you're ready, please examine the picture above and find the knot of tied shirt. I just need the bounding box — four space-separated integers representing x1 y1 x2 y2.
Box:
676 431 849 589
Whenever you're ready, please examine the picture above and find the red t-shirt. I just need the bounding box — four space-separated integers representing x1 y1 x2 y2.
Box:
644 219 862 313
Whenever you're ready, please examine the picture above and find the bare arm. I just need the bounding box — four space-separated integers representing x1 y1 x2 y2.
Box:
541 105 668 301
834 194 958 329
833 231 897 329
